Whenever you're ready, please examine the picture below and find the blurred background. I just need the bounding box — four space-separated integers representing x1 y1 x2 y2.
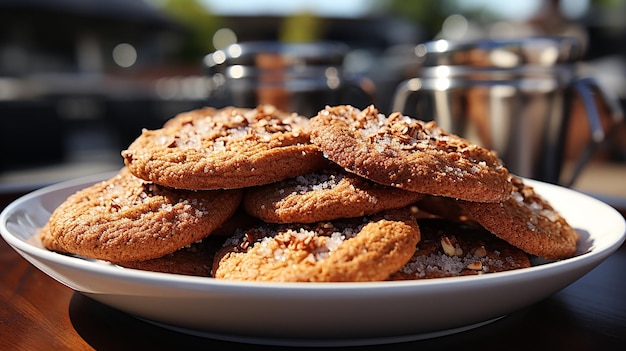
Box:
1 0 625 204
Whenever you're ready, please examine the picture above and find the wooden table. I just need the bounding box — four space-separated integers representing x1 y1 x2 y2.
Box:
1 192 625 351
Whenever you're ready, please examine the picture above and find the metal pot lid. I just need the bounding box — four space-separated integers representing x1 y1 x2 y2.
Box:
415 36 583 68
204 41 349 70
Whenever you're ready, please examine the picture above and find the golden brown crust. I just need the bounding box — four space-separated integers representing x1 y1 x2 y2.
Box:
243 166 424 223
309 105 513 203
121 105 326 190
37 222 67 253
458 176 579 260
212 208 420 282
389 218 530 280
47 168 243 262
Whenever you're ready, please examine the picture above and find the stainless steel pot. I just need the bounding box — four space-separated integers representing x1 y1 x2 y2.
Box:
204 41 374 117
393 37 623 186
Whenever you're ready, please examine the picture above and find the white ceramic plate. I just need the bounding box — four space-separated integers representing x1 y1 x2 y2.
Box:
2 172 625 347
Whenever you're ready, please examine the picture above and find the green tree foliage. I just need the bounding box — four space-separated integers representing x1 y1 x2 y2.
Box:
160 0 222 62
380 0 451 38
279 12 326 43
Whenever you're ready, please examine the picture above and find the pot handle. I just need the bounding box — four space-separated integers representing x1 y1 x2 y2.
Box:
391 78 423 115
564 76 624 187
345 73 377 109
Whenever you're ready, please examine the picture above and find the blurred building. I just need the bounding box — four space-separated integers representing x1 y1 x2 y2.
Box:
0 0 198 170
0 0 424 173
1 0 623 176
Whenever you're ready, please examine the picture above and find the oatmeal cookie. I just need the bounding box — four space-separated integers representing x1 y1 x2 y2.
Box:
243 166 424 223
458 176 579 260
212 208 420 282
48 168 243 262
37 222 67 253
390 218 530 280
309 105 512 202
121 105 326 190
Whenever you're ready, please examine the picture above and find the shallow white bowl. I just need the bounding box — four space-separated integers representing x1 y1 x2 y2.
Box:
1 172 625 346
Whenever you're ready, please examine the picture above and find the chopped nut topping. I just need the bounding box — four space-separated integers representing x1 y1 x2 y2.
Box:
441 236 463 257
466 261 483 270
472 245 487 258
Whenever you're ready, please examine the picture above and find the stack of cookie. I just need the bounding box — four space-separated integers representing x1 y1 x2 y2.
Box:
40 104 579 282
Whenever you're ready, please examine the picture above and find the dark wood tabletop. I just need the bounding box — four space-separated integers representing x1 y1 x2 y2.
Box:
1 191 625 351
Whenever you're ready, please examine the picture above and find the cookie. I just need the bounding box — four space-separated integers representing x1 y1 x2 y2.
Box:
389 218 530 280
309 105 513 202
42 216 223 277
458 176 579 260
47 168 243 262
121 105 326 190
212 208 420 282
243 166 425 223
37 222 67 253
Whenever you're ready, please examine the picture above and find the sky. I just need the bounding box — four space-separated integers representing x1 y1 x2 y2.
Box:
198 0 589 20
199 0 376 18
